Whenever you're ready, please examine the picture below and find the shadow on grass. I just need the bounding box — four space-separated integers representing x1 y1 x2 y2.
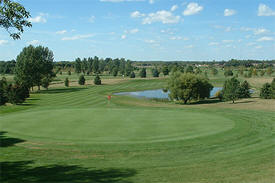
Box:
0 161 136 183
176 99 222 105
37 87 88 94
0 131 25 148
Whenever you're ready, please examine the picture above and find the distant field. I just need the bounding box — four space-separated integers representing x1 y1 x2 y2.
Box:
0 76 275 183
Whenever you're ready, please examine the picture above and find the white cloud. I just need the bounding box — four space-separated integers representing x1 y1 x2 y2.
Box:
222 40 234 43
254 28 268 35
149 0 154 4
247 42 256 46
209 42 219 46
28 13 47 23
170 36 182 40
142 10 180 24
225 27 232 32
62 34 94 41
184 45 194 48
257 36 274 41
144 39 156 44
224 9 236 16
129 28 139 34
56 30 67 34
121 35 127 39
255 45 263 49
89 16 95 23
171 5 178 12
0 40 8 45
258 4 275 16
131 11 145 18
27 40 39 45
183 3 203 16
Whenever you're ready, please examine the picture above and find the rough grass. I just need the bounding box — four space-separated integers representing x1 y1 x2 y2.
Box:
0 77 275 183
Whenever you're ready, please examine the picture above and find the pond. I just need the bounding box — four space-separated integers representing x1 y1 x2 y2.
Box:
114 87 223 100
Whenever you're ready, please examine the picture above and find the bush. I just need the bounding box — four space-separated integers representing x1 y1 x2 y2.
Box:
68 71 71 75
260 83 272 99
130 71 135 78
152 68 160 77
0 77 8 105
224 69 233 77
94 75 101 85
6 84 29 104
65 77 69 87
139 68 146 78
78 75 85 85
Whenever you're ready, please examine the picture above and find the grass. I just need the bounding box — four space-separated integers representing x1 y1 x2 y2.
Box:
0 77 275 183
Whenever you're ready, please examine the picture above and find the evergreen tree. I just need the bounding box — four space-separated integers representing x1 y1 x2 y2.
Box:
139 68 146 78
238 80 251 98
260 83 272 99
0 77 8 105
78 75 85 85
65 77 69 87
130 71 135 78
162 65 169 76
152 68 160 77
94 75 101 85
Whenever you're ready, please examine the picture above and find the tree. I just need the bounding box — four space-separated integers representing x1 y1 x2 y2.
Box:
260 83 272 99
78 75 85 85
6 84 29 104
224 69 233 77
130 71 135 78
152 68 160 77
94 75 101 85
271 78 275 99
185 65 194 73
41 77 51 90
238 80 251 98
75 58 82 74
222 77 240 103
15 45 54 90
0 77 8 105
211 68 218 76
266 67 273 76
168 72 213 104
162 65 169 76
64 77 69 87
0 0 32 39
139 68 146 78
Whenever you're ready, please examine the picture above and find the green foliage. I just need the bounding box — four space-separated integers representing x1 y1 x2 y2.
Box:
260 83 272 99
222 77 240 103
152 68 160 77
271 78 275 98
0 0 32 39
41 77 51 90
94 75 101 85
185 65 194 73
162 65 169 76
75 58 82 74
78 75 85 85
15 45 54 90
224 69 233 77
266 67 273 76
260 70 265 76
0 77 8 105
112 68 118 77
214 90 223 101
64 77 69 87
139 68 146 78
238 80 251 98
130 71 135 78
6 84 29 104
68 70 71 75
211 68 218 76
168 72 213 104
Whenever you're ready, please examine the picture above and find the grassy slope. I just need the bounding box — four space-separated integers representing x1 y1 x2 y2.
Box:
0 77 275 183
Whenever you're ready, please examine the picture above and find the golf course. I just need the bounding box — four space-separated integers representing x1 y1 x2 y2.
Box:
1 78 275 183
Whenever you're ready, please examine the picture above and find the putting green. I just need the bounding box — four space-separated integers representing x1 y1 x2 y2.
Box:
0 108 234 143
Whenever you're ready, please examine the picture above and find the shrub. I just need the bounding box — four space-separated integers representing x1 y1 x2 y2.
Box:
139 68 146 78
224 69 233 77
68 70 71 75
65 78 69 87
6 84 29 104
130 72 135 78
260 83 272 99
152 68 160 77
94 75 101 85
0 77 8 105
78 75 85 85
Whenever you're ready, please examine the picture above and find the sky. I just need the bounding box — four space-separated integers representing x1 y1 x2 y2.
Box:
0 0 275 61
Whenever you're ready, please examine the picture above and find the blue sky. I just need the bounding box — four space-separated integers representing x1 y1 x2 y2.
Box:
0 0 275 61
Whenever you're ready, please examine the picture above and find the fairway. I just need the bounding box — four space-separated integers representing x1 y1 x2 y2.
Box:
1 79 275 183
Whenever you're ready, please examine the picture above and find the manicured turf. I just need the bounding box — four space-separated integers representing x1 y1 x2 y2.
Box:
1 78 275 183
